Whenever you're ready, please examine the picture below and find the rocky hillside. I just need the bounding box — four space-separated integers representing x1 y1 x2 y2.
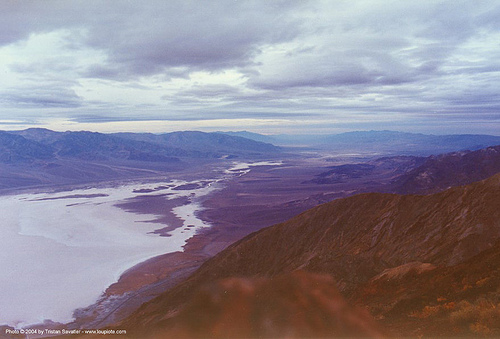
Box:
308 145 500 195
352 240 500 337
121 173 500 337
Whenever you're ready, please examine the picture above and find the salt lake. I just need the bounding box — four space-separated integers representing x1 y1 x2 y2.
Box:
0 161 282 327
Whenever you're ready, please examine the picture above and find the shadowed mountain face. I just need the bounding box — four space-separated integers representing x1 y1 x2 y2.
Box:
15 127 62 144
0 131 55 163
157 131 280 154
391 145 500 194
121 173 500 337
309 156 426 185
51 131 187 161
308 145 500 196
112 131 281 156
13 129 280 161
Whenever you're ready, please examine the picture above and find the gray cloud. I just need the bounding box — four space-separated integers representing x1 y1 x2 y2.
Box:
0 1 306 77
0 1 499 134
167 84 242 101
71 114 157 123
1 87 83 108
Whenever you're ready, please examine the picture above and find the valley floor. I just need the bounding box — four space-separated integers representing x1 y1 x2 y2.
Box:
73 153 410 329
2 153 376 330
5 147 484 336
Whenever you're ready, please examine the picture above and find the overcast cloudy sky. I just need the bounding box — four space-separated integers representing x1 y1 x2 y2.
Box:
1 0 499 135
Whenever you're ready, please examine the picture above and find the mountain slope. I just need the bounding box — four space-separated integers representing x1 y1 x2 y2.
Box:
122 173 500 335
114 131 281 157
14 127 62 144
391 145 500 194
353 239 500 336
0 131 55 163
160 131 280 153
12 129 280 160
216 131 277 144
51 131 187 161
308 144 500 195
309 156 426 185
152 271 385 339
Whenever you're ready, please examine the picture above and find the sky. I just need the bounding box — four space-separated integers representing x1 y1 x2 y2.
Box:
0 0 499 135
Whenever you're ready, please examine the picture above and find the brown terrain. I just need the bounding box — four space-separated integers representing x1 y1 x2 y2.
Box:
117 172 500 338
353 240 500 337
68 145 500 336
147 271 386 339
77 154 424 329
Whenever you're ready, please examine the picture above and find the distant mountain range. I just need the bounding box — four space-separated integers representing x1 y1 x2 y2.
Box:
221 130 500 156
309 145 500 195
3 129 499 165
121 172 500 337
309 156 427 185
0 130 55 162
390 145 500 194
0 128 281 190
8 128 280 163
113 131 280 155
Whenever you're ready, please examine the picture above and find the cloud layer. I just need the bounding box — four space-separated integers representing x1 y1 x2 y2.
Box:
0 0 499 134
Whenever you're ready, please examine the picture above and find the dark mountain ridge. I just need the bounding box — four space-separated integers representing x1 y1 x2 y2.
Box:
156 131 280 154
0 130 55 163
310 156 427 185
309 144 500 196
216 130 277 144
390 145 500 194
15 127 62 144
113 130 280 155
51 131 189 161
